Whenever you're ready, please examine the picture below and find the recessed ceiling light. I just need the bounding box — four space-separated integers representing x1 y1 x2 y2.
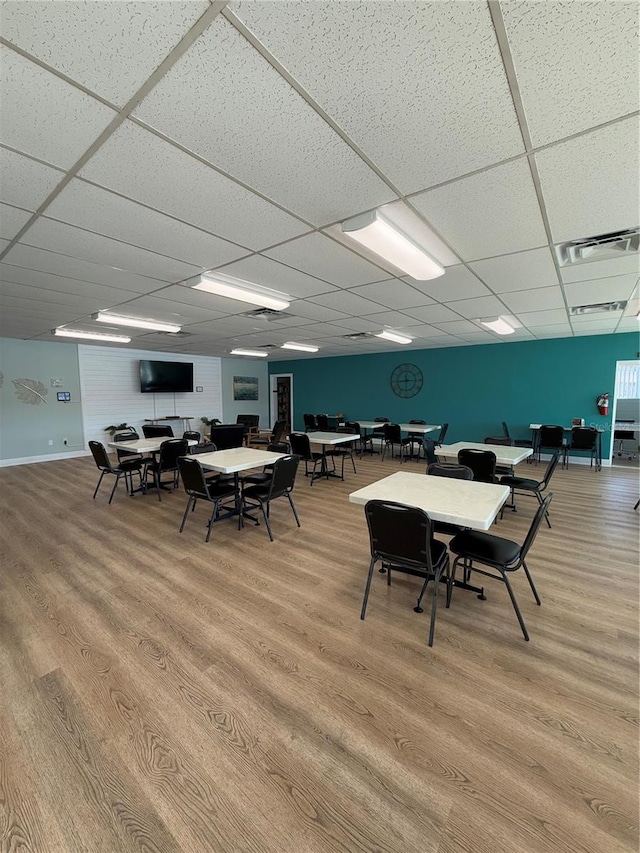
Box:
342 210 445 280
374 329 413 344
54 328 131 343
478 317 515 335
192 273 290 311
230 348 269 357
93 312 181 333
280 342 319 352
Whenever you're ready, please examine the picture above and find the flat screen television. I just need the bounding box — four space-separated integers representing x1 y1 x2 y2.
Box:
139 360 193 393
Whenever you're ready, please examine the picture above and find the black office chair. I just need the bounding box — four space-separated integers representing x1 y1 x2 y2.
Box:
427 462 474 537
434 423 449 447
142 424 174 438
536 425 565 463
241 455 301 541
563 426 600 471
499 451 559 527
325 426 358 478
288 432 328 484
458 448 497 483
484 436 515 477
382 423 412 463
316 414 330 431
361 500 451 647
143 438 188 500
448 494 553 641
89 441 141 504
303 413 317 432
177 456 239 542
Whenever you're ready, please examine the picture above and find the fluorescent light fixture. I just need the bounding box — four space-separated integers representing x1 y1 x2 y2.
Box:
280 342 319 353
342 210 445 280
374 329 412 345
54 327 131 343
94 311 181 333
478 317 516 335
192 273 290 311
230 348 269 357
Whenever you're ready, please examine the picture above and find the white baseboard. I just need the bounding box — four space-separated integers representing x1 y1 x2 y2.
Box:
536 452 611 467
0 449 91 468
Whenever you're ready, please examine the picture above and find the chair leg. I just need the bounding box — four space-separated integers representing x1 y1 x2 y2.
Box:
287 493 301 528
179 496 193 532
446 562 455 608
261 502 273 541
414 576 430 613
205 501 218 543
350 452 357 474
427 569 442 647
360 557 377 619
535 490 552 528
521 560 541 605
93 470 106 499
502 572 530 641
108 472 120 504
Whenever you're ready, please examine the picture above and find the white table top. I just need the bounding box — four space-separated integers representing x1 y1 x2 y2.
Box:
529 423 603 432
355 421 440 433
195 446 286 474
438 441 533 466
304 431 359 446
349 471 510 531
107 437 197 454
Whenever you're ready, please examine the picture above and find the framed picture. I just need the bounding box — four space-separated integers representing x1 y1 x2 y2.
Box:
233 375 259 401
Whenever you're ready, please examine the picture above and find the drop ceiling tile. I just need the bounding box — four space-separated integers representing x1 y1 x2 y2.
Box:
287 302 348 323
0 148 63 210
0 281 118 313
0 1 209 105
2 244 165 293
0 238 10 252
22 218 200 283
264 233 389 287
405 265 490 301
455 330 504 343
559 254 640 284
231 1 524 192
0 263 140 303
500 286 565 313
134 17 395 225
531 324 573 336
307 289 388 317
186 316 268 336
518 308 568 327
502 1 639 146
564 274 639 307
401 304 462 324
350 280 431 310
411 159 547 260
571 311 623 326
432 319 483 335
111 294 227 324
0 204 33 240
402 324 450 339
217 255 336 300
80 121 308 250
470 247 559 293
444 294 507 319
45 180 248 269
330 317 378 333
1 46 116 170
616 318 640 332
361 310 425 328
571 319 619 333
535 116 640 243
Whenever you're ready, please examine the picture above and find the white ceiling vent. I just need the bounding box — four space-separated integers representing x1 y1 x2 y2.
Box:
555 228 639 266
241 307 290 321
570 300 628 316
154 330 193 337
342 332 373 340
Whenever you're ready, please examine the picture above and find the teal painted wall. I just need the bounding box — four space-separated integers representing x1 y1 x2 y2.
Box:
269 333 639 457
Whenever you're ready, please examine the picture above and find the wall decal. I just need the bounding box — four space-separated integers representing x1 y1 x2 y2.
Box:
12 378 48 404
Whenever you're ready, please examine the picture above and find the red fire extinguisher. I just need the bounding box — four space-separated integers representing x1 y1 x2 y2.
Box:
596 393 609 416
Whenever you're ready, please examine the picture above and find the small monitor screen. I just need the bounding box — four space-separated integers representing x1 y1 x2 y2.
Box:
139 360 193 393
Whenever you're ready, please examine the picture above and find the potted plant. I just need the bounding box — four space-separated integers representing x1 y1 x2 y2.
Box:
105 422 131 436
200 417 221 428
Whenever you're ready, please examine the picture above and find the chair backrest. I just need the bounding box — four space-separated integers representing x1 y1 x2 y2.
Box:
158 438 189 471
539 425 565 449
190 441 217 455
345 420 360 435
501 421 511 438
267 455 300 498
458 448 496 483
484 436 514 446
383 423 402 443
409 419 426 425
541 451 561 487
316 414 330 431
89 440 114 471
112 429 140 459
177 455 210 498
303 413 317 431
289 432 312 460
365 500 436 571
183 430 201 442
569 426 598 450
422 437 438 466
209 424 245 449
268 441 290 454
236 414 259 437
519 493 554 563
428 462 473 480
270 419 288 444
142 424 174 438
436 423 449 444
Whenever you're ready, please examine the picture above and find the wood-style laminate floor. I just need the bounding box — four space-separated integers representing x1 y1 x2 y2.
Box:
1 452 638 853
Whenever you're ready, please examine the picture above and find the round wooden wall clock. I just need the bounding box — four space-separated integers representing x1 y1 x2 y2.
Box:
390 363 423 398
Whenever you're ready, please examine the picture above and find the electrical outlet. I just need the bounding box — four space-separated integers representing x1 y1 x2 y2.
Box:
63 438 68 445
48 439 54 446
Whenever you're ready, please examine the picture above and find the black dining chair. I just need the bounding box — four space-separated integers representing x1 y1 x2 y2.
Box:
111 429 149 494
434 423 449 447
288 432 328 484
143 438 188 500
241 455 301 541
345 421 363 456
427 462 474 537
177 456 239 542
502 421 533 460
422 437 438 467
251 419 287 449
89 441 141 504
325 426 358 478
563 426 600 471
484 436 515 477
142 423 174 438
183 430 201 443
316 414 330 431
536 425 565 463
458 448 497 483
361 500 451 647
303 413 317 432
448 494 553 641
407 419 427 459
499 451 559 527
382 423 412 463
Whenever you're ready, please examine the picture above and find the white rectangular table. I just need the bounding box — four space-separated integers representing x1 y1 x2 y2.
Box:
107 437 197 454
437 441 533 467
354 421 440 456
304 431 360 481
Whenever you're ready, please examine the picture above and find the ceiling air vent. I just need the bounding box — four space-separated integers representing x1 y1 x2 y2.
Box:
555 228 639 266
342 332 373 340
155 330 193 337
241 307 290 321
570 300 628 316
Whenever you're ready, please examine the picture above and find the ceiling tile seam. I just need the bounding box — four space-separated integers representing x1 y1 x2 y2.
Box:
0 2 228 266
0 142 67 177
221 6 405 199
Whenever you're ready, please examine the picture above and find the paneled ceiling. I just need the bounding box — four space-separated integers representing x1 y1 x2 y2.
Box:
0 0 638 360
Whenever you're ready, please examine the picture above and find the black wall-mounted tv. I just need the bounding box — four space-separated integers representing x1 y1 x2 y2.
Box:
140 360 193 393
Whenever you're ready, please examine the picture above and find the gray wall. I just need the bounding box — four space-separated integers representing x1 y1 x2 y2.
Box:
220 358 269 428
0 337 84 461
